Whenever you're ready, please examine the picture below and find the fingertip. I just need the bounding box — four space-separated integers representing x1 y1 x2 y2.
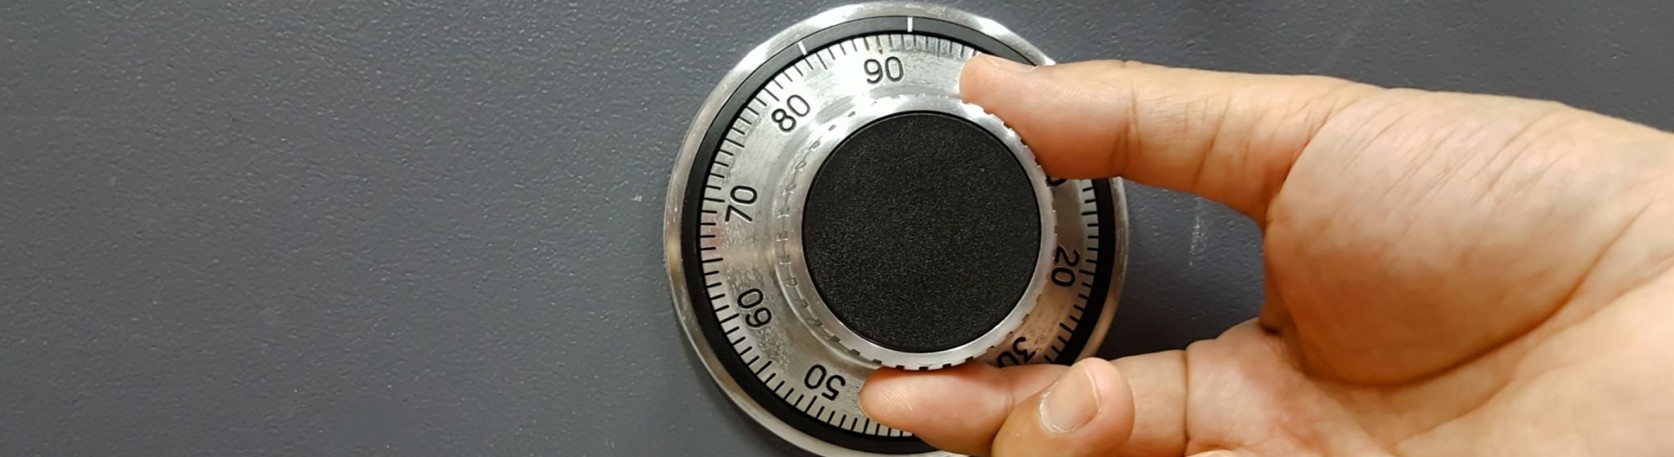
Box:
858 364 1003 455
859 364 1001 430
958 54 1026 107
960 56 1131 180
860 363 1071 456
856 367 915 424
856 368 891 417
1052 358 1137 440
1084 358 1138 437
994 358 1139 456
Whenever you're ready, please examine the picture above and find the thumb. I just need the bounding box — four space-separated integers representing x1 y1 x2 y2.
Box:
990 358 1138 457
960 54 1379 221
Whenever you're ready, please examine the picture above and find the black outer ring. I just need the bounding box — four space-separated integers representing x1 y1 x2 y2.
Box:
680 16 1118 454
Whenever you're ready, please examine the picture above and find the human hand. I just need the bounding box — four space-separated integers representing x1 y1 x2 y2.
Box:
858 55 1674 456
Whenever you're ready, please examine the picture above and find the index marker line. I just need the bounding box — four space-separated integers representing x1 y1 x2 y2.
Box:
907 17 914 33
797 41 808 56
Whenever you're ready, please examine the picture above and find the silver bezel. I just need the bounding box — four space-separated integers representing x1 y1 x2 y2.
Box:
772 95 1056 370
663 3 1130 456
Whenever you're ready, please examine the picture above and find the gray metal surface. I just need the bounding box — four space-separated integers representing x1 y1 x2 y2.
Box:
1 1 1669 456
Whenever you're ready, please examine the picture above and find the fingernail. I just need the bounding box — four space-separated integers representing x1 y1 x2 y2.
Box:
1039 361 1100 434
978 54 1035 73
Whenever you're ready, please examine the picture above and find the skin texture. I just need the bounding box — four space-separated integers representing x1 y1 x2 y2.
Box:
858 55 1674 456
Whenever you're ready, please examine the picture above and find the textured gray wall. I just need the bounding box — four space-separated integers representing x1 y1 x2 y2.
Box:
2 1 1669 455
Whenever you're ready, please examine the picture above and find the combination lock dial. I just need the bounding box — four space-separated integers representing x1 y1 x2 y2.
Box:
663 3 1130 455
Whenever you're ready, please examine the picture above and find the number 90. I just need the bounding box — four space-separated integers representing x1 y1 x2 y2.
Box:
864 57 904 83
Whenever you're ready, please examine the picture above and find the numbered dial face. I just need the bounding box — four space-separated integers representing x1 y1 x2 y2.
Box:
665 4 1130 456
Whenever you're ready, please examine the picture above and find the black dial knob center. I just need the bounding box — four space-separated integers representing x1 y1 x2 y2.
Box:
802 111 1042 354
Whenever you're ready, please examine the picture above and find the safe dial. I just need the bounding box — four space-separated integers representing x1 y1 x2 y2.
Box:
664 3 1130 455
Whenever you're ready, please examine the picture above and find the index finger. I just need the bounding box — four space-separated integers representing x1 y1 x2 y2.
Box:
960 55 1379 221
